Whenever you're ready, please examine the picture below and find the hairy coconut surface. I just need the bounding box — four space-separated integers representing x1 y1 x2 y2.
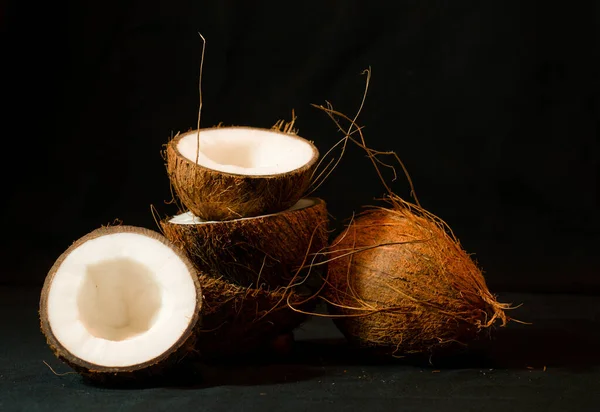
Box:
39 226 203 382
160 198 329 289
323 196 510 357
165 127 319 221
195 275 314 359
159 198 326 358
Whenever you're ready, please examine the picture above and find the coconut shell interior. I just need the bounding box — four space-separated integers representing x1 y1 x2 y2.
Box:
39 226 203 382
165 127 319 221
324 203 509 356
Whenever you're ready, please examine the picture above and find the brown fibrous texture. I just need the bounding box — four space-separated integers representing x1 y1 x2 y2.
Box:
165 127 319 221
323 195 511 357
39 226 203 383
195 275 315 359
160 198 329 289
159 199 328 358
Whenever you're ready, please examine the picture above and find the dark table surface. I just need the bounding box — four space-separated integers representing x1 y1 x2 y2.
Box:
2 284 599 412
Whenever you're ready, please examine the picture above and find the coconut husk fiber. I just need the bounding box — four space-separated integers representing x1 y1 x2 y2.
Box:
160 198 329 290
306 76 514 357
323 195 511 357
195 275 315 359
158 198 328 358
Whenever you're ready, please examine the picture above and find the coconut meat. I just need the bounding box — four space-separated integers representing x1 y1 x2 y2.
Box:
177 128 315 175
45 232 197 367
169 198 316 225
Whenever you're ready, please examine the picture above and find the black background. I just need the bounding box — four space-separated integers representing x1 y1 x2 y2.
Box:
2 2 600 410
4 1 599 292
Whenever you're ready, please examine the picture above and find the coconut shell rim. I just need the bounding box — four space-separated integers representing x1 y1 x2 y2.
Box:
39 225 203 374
165 196 326 226
168 126 320 179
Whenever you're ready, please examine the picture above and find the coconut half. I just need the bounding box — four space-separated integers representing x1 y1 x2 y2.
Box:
166 127 319 221
39 226 202 381
160 198 329 289
158 198 328 358
194 275 314 360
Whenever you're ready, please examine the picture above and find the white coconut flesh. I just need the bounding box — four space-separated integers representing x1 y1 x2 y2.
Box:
169 198 316 225
177 128 315 175
45 232 198 367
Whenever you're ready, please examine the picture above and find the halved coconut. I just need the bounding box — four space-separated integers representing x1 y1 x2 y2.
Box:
194 275 314 360
165 127 319 221
160 198 329 289
39 226 202 381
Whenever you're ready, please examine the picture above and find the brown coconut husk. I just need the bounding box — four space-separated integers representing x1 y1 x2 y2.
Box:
303 70 516 357
322 195 511 356
39 226 203 382
159 198 329 289
165 126 319 221
195 275 315 359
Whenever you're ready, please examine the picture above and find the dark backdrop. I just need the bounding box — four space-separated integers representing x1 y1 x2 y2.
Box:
3 1 599 293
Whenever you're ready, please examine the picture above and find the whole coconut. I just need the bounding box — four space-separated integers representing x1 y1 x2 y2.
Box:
324 195 510 357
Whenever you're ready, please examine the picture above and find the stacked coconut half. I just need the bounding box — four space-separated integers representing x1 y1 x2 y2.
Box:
39 124 328 381
162 126 328 358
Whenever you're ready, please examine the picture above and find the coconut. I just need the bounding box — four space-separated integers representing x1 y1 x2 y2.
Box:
158 198 328 358
165 126 319 221
323 195 510 357
39 226 203 381
160 198 329 289
194 275 314 359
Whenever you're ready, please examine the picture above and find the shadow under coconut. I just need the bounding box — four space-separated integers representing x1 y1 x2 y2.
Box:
476 320 600 371
78 321 600 390
79 363 205 389
289 321 600 372
289 338 495 370
80 365 325 390
79 346 328 390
